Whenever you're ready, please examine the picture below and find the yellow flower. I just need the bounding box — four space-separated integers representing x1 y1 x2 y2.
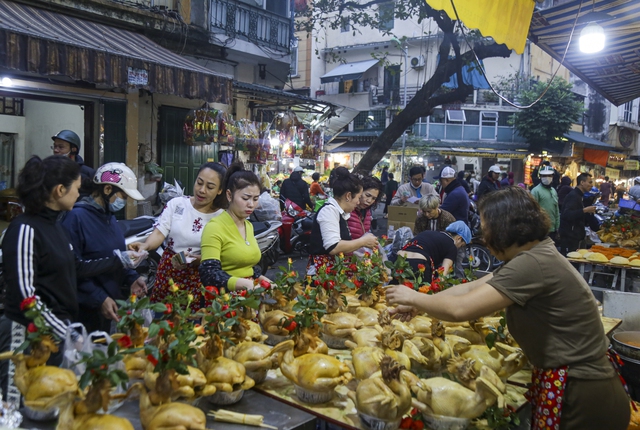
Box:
288 258 293 265
169 283 179 293
187 294 194 302
339 252 344 259
193 324 205 336
129 294 137 303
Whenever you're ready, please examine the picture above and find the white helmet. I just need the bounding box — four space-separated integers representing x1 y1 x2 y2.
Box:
94 163 144 200
539 165 555 176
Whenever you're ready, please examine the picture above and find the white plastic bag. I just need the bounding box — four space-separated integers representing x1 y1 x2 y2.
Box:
84 331 126 413
158 180 184 205
61 323 88 375
253 192 281 221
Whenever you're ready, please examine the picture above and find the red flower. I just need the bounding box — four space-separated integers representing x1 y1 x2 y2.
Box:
403 281 414 289
147 354 159 366
225 310 237 318
364 252 371 258
204 286 219 299
284 320 297 331
27 322 37 333
20 296 37 311
314 280 321 286
167 321 175 329
410 420 424 430
222 304 229 311
326 280 336 290
417 264 426 273
349 264 358 272
239 290 247 297
353 279 363 288
396 269 404 274
462 279 468 283
164 303 173 315
290 271 296 278
260 280 271 289
117 335 133 348
400 417 413 429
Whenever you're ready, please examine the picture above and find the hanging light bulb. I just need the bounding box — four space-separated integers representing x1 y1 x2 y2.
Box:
579 22 605 54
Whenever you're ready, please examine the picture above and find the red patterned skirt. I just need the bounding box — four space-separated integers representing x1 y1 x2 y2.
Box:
150 250 209 312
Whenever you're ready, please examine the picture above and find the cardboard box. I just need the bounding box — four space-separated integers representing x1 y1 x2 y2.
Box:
388 204 418 234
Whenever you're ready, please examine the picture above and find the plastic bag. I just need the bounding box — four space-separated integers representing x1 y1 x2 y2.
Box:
253 192 282 222
61 323 88 375
83 332 126 413
114 249 149 269
158 180 184 206
387 227 414 261
585 227 601 246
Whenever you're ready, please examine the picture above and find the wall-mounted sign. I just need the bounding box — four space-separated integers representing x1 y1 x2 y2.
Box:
127 67 149 86
607 152 626 168
624 159 640 170
605 167 620 179
619 128 635 149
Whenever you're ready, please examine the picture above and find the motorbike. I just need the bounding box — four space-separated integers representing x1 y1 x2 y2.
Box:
463 200 502 273
252 219 282 274
279 199 314 255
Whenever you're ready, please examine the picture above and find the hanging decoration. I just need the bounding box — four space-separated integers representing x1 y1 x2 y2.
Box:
183 109 219 146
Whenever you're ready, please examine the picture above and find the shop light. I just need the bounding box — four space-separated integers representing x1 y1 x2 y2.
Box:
270 137 279 148
579 22 605 53
0 77 13 87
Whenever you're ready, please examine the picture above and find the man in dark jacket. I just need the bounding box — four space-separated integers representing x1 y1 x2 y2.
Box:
559 172 596 255
280 166 312 210
52 130 95 196
476 165 501 200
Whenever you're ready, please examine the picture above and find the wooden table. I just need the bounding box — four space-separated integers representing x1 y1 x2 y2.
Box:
568 258 640 291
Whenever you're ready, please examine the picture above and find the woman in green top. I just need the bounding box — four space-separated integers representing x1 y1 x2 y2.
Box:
199 163 274 291
386 187 629 430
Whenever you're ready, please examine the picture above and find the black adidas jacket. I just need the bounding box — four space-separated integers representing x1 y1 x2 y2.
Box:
2 208 121 339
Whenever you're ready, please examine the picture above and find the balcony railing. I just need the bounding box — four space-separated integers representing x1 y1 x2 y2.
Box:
210 0 291 52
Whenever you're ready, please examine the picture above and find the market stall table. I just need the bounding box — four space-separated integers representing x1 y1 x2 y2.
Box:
18 390 316 430
568 259 640 292
255 348 528 430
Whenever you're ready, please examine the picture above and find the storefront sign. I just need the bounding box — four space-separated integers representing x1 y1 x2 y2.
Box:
607 152 626 168
605 167 620 179
624 159 640 170
127 67 149 86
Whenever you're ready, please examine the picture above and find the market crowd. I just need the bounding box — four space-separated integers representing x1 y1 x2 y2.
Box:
0 131 632 428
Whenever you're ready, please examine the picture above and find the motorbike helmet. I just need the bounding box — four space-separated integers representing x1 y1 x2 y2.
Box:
539 165 555 176
635 176 640 185
51 130 82 151
94 163 144 200
583 186 601 199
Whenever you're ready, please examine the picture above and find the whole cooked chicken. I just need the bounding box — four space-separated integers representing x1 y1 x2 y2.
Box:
206 356 255 393
144 365 215 400
26 391 133 430
408 315 432 337
270 340 352 393
259 307 295 336
350 346 385 381
406 368 505 419
355 307 380 327
0 352 78 405
345 327 382 349
123 351 148 379
225 341 279 384
349 356 412 422
245 320 268 342
133 383 208 430
322 312 364 338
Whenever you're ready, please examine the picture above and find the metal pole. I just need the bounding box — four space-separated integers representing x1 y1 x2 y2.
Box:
400 43 408 182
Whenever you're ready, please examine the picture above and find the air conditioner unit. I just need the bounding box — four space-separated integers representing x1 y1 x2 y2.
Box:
410 55 425 69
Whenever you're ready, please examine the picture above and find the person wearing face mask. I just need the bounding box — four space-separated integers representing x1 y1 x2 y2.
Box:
61 162 148 333
390 166 437 206
347 175 384 240
531 165 560 242
129 162 228 310
308 167 379 274
51 130 95 196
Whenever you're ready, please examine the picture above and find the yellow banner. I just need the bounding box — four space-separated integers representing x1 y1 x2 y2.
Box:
624 159 639 170
425 0 535 54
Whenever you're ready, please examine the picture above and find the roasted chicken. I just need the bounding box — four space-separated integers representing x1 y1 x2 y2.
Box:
349 356 412 422
131 383 208 430
322 312 364 338
225 341 279 384
144 365 215 400
350 346 385 381
355 307 380 327
258 306 295 336
205 356 255 393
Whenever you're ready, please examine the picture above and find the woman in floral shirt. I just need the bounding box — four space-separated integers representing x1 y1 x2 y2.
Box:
129 162 227 310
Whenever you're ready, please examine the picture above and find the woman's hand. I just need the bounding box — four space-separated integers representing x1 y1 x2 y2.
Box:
389 305 417 322
360 233 379 249
101 297 120 321
257 275 276 289
128 241 148 253
130 277 147 297
385 284 419 307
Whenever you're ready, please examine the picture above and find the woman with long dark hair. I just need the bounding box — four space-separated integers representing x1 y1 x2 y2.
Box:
386 187 630 430
129 162 227 309
199 163 274 290
347 175 384 240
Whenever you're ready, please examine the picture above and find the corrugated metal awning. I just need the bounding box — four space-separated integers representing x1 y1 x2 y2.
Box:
529 0 640 106
0 0 231 103
320 59 379 84
564 130 615 150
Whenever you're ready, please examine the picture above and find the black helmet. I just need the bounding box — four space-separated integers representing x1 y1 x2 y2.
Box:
51 130 81 151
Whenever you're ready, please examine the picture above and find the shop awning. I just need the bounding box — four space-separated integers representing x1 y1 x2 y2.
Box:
564 131 615 150
425 0 536 54
320 60 379 84
528 0 640 106
0 0 231 103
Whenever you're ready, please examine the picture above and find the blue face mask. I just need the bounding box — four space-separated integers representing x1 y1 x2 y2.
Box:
109 196 126 212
